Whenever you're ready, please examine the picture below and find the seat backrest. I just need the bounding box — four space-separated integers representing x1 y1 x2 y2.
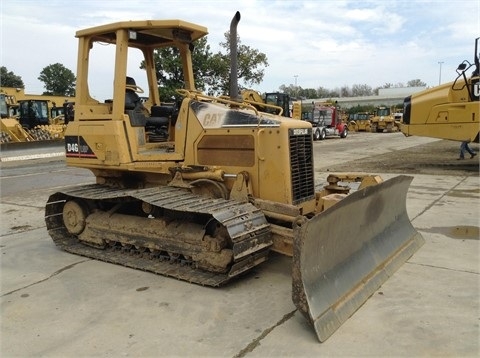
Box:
151 105 174 117
126 109 146 127
125 76 140 110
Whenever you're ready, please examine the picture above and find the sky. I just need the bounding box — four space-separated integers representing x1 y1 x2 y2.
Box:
1 0 479 100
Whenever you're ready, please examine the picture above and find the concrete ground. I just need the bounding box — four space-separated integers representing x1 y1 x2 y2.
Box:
1 134 479 357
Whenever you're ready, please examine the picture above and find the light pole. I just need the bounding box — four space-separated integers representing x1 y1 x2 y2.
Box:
438 61 444 85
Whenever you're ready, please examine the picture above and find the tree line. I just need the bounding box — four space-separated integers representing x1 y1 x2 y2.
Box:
1 32 426 100
1 64 75 96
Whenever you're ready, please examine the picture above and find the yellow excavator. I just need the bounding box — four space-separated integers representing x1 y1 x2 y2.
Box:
44 12 424 342
401 37 479 143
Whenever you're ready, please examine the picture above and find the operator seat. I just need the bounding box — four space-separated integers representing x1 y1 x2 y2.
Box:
124 76 145 127
145 103 178 142
125 76 141 110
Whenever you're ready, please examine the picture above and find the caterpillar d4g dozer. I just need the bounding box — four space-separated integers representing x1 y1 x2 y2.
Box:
347 112 372 132
370 106 399 133
44 12 424 342
402 37 479 143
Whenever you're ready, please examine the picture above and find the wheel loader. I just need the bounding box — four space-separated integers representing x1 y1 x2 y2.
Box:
401 37 479 143
44 12 424 342
0 93 36 143
0 89 67 143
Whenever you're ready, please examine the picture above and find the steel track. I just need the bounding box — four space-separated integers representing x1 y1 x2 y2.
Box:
45 184 272 287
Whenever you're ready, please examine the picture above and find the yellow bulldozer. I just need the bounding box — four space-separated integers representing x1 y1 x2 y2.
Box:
401 37 479 143
240 89 292 117
370 106 400 133
44 12 424 342
347 111 372 132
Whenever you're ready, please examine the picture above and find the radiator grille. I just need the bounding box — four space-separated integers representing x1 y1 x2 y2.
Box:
289 128 315 204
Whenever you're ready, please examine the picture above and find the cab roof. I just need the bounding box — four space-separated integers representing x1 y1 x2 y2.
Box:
75 20 208 47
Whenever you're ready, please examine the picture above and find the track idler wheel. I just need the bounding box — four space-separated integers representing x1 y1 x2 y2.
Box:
62 200 89 235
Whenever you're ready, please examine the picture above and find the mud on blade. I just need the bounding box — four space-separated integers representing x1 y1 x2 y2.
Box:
292 175 424 342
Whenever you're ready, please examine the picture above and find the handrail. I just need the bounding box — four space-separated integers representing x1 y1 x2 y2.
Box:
176 89 260 116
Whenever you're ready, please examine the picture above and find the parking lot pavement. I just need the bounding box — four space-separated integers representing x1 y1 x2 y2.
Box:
1 172 479 357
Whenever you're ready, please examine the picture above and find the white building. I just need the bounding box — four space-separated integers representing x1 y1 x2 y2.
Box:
309 86 427 109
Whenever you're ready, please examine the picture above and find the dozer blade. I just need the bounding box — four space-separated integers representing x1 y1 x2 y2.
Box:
292 175 424 342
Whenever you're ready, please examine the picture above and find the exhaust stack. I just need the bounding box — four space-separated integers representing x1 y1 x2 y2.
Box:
229 11 241 102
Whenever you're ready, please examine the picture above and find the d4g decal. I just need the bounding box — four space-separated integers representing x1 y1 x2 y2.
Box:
65 136 97 158
472 78 480 100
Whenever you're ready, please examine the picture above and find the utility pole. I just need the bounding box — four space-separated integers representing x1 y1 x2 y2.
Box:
438 61 444 85
294 75 298 99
